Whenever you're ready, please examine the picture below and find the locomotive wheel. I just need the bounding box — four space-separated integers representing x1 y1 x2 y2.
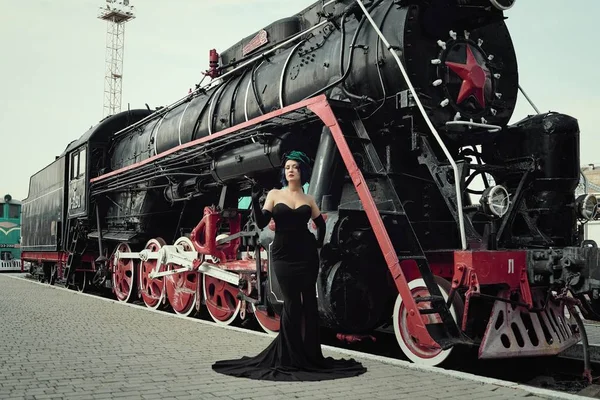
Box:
165 237 199 317
393 276 464 366
49 264 58 285
69 270 87 293
202 274 241 325
76 271 87 293
41 263 51 283
252 303 280 336
112 243 137 303
139 238 167 310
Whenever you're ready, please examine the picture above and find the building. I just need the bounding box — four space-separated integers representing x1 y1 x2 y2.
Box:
0 194 22 271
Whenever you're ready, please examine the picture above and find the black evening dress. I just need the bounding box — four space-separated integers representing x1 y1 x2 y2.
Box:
211 203 367 381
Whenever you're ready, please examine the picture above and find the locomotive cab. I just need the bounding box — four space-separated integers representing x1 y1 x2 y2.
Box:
67 145 87 218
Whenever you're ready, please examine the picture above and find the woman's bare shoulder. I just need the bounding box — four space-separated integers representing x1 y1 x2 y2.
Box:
265 188 281 199
304 193 318 208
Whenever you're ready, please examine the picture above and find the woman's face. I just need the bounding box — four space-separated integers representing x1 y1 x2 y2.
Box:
284 160 301 184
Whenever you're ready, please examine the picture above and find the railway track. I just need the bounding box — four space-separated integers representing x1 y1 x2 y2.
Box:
16 272 600 398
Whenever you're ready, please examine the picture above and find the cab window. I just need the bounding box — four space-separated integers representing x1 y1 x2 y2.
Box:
70 147 86 179
8 205 19 219
78 148 86 178
71 152 79 179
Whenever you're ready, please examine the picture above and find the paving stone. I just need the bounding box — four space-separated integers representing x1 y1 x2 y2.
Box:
0 275 568 400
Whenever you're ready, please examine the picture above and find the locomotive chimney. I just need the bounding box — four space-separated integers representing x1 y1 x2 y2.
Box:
205 49 220 79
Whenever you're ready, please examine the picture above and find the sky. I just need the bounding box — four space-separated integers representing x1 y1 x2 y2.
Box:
1 0 599 201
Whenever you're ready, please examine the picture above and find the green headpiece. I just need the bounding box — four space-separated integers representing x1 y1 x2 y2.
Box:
282 150 311 166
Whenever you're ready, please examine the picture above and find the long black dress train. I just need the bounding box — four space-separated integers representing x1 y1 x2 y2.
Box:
211 202 367 381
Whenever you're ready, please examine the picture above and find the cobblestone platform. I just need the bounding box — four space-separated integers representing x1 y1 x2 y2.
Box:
560 321 600 364
0 274 587 400
584 321 600 345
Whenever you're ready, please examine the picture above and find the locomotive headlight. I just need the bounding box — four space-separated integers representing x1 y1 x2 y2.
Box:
480 185 510 218
576 194 598 221
489 0 516 10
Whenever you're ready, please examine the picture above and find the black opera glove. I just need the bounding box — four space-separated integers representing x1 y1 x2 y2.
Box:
313 214 326 248
251 183 262 202
251 192 271 229
255 209 272 230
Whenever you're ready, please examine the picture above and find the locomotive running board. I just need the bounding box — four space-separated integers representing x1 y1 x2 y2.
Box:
91 94 464 348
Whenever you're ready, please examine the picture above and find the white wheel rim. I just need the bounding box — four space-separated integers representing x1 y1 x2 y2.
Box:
392 278 458 366
112 243 135 302
202 273 241 326
139 238 166 310
251 303 279 336
167 237 198 317
77 271 87 292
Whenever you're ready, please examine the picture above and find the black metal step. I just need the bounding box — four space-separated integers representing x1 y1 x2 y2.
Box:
425 323 470 349
415 295 445 304
379 210 407 216
361 171 388 179
396 255 427 261
342 134 371 143
419 308 444 315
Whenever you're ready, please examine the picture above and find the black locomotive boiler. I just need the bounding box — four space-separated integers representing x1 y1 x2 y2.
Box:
21 0 600 373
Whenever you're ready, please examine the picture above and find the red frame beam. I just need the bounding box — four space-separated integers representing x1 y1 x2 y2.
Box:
307 100 429 339
21 251 98 272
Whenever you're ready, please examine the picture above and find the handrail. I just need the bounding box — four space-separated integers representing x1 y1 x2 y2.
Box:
446 121 502 133
355 0 467 249
518 84 541 115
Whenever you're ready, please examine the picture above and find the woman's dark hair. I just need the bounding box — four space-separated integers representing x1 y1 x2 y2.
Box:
280 151 312 187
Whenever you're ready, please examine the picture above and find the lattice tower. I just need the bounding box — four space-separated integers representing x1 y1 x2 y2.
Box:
98 0 135 118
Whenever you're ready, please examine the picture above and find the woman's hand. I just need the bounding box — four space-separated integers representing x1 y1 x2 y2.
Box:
251 183 263 202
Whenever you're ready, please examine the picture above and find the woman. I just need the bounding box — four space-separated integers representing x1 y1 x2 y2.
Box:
212 151 367 381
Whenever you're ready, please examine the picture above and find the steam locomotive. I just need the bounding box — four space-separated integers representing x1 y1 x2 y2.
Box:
21 0 600 371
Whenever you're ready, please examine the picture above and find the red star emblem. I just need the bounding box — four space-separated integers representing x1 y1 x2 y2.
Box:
445 45 489 108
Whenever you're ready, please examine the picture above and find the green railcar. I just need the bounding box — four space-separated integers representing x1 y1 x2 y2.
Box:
0 194 21 271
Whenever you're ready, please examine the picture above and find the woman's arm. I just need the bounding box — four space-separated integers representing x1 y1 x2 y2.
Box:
309 196 325 248
252 188 275 229
262 189 276 212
